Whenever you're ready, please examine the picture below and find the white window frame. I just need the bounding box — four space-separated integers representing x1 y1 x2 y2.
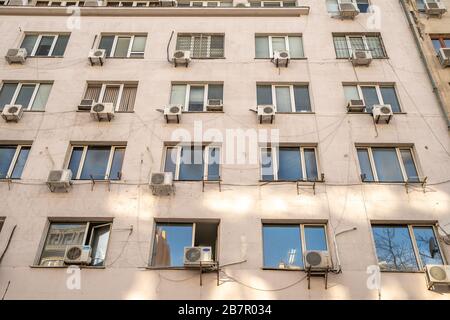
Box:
25 34 67 57
258 84 309 113
96 83 125 111
69 145 125 180
267 35 290 58
347 84 401 112
357 146 420 182
1 82 50 110
190 1 221 6
0 145 30 179
163 145 221 181
101 34 146 58
106 1 151 6
260 146 319 181
172 83 223 112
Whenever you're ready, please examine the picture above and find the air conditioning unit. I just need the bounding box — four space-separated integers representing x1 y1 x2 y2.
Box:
163 104 182 123
304 250 330 270
7 0 27 5
372 104 393 123
257 105 275 124
1 105 24 122
273 50 290 67
88 49 106 66
150 172 174 195
78 99 94 111
425 265 450 288
183 246 213 265
5 48 27 64
235 2 250 7
206 99 223 111
424 0 447 17
64 245 92 265
84 0 102 6
347 99 366 112
438 48 450 67
90 102 115 121
46 169 72 192
338 0 359 19
351 49 372 66
159 0 177 6
172 50 191 67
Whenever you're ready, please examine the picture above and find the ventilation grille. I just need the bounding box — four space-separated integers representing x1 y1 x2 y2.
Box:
429 266 447 281
66 246 82 260
48 170 63 182
92 103 105 112
185 248 201 262
305 251 322 267
151 173 165 185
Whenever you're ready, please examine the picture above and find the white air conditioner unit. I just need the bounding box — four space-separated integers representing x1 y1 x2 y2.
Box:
150 172 174 195
347 99 366 112
338 0 360 19
372 104 393 123
84 0 102 6
88 49 106 66
172 50 191 67
304 250 330 270
425 265 450 288
1 104 24 122
183 246 213 265
438 48 450 67
64 245 92 265
235 2 250 7
163 104 182 123
5 48 27 64
7 0 27 5
424 0 447 17
46 169 72 192
257 105 275 124
273 50 290 67
90 102 115 121
351 49 372 66
159 0 177 6
206 99 223 111
78 99 94 111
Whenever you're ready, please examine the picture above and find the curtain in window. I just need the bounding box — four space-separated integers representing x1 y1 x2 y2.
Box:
114 37 131 57
288 36 304 58
176 35 192 52
170 84 187 107
31 83 52 111
210 35 224 58
275 87 291 112
366 36 385 58
255 36 270 58
272 37 286 53
102 86 120 107
293 86 311 112
84 84 102 101
20 35 38 55
118 86 137 112
372 148 403 182
349 37 365 53
333 36 350 58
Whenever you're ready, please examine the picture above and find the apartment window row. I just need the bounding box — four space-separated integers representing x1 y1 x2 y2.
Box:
255 35 304 59
21 0 297 6
0 145 31 179
0 82 52 111
333 34 387 59
82 83 137 112
170 83 223 111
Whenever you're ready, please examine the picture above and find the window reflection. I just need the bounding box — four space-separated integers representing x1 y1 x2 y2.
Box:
304 226 327 251
263 225 303 269
412 226 444 266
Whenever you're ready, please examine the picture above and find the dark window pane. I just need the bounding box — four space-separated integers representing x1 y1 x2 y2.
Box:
400 149 419 182
257 85 273 105
109 148 124 180
357 0 369 13
380 87 401 113
10 146 30 179
80 146 111 180
188 86 205 111
0 83 18 110
164 147 177 177
412 226 444 266
431 39 442 54
210 35 224 58
304 148 318 181
366 36 385 58
52 35 69 56
304 226 327 251
263 225 303 269
416 0 425 10
114 37 131 57
179 146 204 180
15 84 36 108
98 35 115 57
255 36 270 58
361 86 380 113
357 148 374 181
207 147 220 181
35 36 55 56
333 36 350 58
152 224 193 267
68 147 83 178
277 147 302 181
372 148 404 182
207 84 223 100
20 35 38 55
293 86 311 112
372 225 419 271
90 224 111 266
0 146 16 179
261 148 274 181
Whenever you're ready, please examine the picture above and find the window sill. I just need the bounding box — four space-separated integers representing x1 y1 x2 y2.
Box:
262 267 303 271
361 181 419 184
105 56 145 59
145 264 218 271
276 111 314 114
259 179 324 183
254 57 307 60
347 111 406 115
336 57 390 60
380 270 424 274
30 265 106 269
190 57 226 60
76 110 135 113
182 111 224 113
23 110 45 113
175 179 221 182
27 56 64 58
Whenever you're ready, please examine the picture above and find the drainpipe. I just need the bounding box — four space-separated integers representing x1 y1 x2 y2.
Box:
399 0 450 129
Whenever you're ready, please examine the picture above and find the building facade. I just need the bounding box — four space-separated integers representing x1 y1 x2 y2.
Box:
0 0 449 299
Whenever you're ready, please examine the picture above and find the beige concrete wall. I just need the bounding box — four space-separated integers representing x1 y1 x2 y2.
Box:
0 0 449 299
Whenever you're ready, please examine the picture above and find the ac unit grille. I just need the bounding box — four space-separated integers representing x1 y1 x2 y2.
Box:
430 266 447 281
340 3 356 10
279 52 289 58
208 99 222 106
442 48 450 58
94 50 104 57
355 51 367 58
185 248 201 262
350 100 364 106
380 106 391 114
151 173 165 185
428 2 439 9
93 104 105 112
263 106 274 114
7 49 19 56
66 246 82 260
7 106 18 113
305 251 322 266
174 51 185 59
48 170 63 181
170 106 180 113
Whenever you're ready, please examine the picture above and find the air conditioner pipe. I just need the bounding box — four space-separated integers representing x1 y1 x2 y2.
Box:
167 30 175 64
332 226 357 273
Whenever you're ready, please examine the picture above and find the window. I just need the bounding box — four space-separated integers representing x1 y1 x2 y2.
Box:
164 145 221 181
82 83 137 112
98 34 147 58
260 146 319 181
35 1 85 6
20 34 69 57
250 1 296 7
0 218 4 233
415 0 426 11
333 34 387 59
0 145 31 179
183 1 232 6
256 84 311 112
67 145 125 180
176 34 224 58
255 35 304 59
327 0 370 13
357 146 419 183
343 84 401 113
263 223 327 269
372 224 444 272
39 221 112 267
0 82 52 111
151 221 219 267
170 83 223 112
105 1 157 6
430 35 450 54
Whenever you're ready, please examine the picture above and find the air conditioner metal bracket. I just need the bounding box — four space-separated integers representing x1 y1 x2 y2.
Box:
404 176 428 194
165 114 180 124
198 261 220 287
0 178 12 191
306 266 329 290
296 174 325 195
202 177 222 192
90 177 111 192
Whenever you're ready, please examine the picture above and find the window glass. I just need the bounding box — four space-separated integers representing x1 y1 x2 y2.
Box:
164 147 178 177
175 35 192 52
207 84 223 100
35 36 55 56
170 84 187 107
0 146 16 179
380 87 400 113
207 147 220 180
277 147 302 181
90 224 111 266
255 36 270 58
304 226 327 251
356 0 369 13
109 148 124 180
210 35 224 58
114 37 131 57
357 148 374 181
360 86 379 113
152 224 193 267
431 39 442 54
372 225 419 271
263 225 303 269
15 84 36 108
293 86 311 112
31 84 52 111
400 149 419 182
179 146 204 180
343 85 359 102
20 35 38 55
257 85 273 105
326 0 338 12
445 39 450 48
188 86 205 111
192 35 208 58
415 0 425 11
68 147 83 178
10 146 30 179
52 35 69 56
98 35 115 57
275 87 291 112
372 148 403 182
349 36 365 52
304 148 318 181
412 226 444 266
366 36 385 58
272 37 286 53
333 36 350 58
102 85 120 107
80 146 111 180
0 83 18 110
288 36 304 58
130 36 146 56
261 148 274 181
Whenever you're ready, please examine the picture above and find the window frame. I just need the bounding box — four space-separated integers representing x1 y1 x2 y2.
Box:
35 1 84 6
68 145 125 180
189 1 221 6
84 82 137 112
0 82 52 111
259 146 320 181
357 146 421 183
257 84 312 113
170 83 223 112
371 223 446 272
262 222 329 270
176 33 225 59
0 144 31 179
22 33 69 57
252 1 296 7
163 144 221 181
333 34 387 59
255 35 304 59
344 83 402 113
99 34 147 58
